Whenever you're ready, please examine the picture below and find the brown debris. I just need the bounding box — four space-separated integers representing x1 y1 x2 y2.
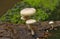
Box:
0 21 60 39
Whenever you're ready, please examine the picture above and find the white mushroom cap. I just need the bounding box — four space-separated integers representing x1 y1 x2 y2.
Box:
21 16 25 20
20 8 36 16
49 21 54 24
26 19 36 24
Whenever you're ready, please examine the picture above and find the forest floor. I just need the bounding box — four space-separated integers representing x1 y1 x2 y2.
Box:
0 21 60 39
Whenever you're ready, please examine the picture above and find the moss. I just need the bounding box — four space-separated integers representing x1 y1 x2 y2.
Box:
23 0 59 10
0 0 60 24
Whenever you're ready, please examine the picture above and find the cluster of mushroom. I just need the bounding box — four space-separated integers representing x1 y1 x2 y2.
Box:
20 8 36 34
20 8 56 39
20 8 40 39
20 8 36 25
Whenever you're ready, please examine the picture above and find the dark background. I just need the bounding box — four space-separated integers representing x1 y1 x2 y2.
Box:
0 0 21 17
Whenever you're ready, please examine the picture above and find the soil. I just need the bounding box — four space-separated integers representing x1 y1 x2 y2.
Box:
0 21 60 39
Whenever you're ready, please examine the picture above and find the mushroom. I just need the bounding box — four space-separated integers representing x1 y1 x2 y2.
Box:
20 8 36 36
49 21 54 30
20 8 36 16
21 16 25 20
26 19 36 24
49 21 54 24
26 19 36 35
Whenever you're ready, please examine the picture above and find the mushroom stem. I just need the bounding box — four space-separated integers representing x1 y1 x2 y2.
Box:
51 25 54 29
27 24 31 30
50 25 54 30
27 24 35 35
31 30 35 35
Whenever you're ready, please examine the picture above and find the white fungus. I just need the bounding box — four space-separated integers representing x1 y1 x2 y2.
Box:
20 8 36 16
49 21 54 24
26 19 36 24
21 16 25 20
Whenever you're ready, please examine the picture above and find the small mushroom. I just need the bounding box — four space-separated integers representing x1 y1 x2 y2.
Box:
49 21 54 30
21 16 25 20
20 8 36 16
26 19 36 24
49 21 54 24
21 16 26 20
26 19 36 35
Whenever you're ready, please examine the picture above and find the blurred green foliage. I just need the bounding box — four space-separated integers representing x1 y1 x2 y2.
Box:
30 9 49 21
49 4 60 20
23 0 59 10
0 0 60 24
